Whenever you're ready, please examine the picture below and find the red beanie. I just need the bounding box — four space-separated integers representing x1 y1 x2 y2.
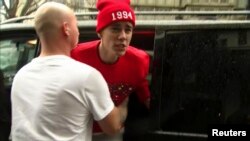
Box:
96 0 136 32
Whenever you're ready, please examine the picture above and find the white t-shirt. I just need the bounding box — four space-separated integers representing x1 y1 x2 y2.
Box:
11 55 114 141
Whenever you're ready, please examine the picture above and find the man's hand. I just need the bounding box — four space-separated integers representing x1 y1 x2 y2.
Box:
117 97 129 124
98 97 129 136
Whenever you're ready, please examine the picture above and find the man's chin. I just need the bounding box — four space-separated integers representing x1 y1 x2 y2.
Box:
117 51 126 56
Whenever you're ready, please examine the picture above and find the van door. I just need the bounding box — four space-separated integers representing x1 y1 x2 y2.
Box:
150 29 250 140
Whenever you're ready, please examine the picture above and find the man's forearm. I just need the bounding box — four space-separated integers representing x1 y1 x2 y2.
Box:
117 97 129 124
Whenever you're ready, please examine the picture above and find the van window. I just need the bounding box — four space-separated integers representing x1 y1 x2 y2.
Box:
151 29 250 134
0 38 37 87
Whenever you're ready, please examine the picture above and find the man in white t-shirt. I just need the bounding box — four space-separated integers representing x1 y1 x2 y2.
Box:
10 2 127 141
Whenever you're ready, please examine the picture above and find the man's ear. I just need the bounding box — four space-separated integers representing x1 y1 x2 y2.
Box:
62 22 70 36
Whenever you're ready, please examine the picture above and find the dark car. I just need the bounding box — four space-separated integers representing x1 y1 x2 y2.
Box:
1 12 250 141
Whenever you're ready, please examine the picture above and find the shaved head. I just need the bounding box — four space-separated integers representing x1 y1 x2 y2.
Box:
34 2 79 56
34 2 74 38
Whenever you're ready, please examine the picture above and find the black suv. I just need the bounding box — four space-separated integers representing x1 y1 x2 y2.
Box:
1 12 250 141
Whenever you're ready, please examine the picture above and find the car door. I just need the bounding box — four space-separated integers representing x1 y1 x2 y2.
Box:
150 23 250 141
0 24 38 141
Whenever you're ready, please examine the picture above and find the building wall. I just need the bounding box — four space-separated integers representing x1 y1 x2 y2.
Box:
132 0 181 8
130 0 248 20
59 0 249 20
6 0 248 21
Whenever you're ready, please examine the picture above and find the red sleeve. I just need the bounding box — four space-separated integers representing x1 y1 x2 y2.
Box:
135 52 151 103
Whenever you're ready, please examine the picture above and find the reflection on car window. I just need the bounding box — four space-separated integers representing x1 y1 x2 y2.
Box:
0 38 37 86
152 29 250 134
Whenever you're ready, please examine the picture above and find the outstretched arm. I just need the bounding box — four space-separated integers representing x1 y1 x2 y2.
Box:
98 97 129 136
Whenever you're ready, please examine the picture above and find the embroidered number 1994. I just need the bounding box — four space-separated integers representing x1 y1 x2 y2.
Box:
112 11 133 21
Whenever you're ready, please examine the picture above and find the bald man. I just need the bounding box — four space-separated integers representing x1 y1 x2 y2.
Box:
11 2 126 141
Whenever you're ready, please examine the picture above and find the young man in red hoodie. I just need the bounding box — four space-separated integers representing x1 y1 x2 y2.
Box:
71 0 151 140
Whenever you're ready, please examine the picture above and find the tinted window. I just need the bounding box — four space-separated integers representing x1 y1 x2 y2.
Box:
151 29 250 134
0 37 37 87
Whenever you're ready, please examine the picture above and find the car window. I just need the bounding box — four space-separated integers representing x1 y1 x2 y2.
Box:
151 29 250 137
0 37 37 87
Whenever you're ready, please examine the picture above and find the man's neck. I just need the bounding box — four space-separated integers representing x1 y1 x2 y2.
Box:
98 43 118 64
